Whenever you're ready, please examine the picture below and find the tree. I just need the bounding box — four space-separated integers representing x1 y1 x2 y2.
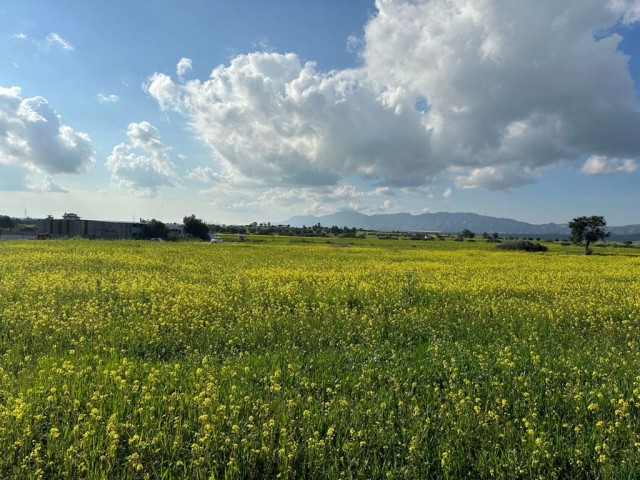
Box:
183 214 210 241
142 219 169 240
568 216 609 255
461 228 475 239
0 215 16 229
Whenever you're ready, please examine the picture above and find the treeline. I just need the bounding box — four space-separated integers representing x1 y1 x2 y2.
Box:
0 215 35 231
213 222 360 237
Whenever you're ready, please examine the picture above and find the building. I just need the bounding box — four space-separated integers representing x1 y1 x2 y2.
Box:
37 214 144 239
166 223 184 240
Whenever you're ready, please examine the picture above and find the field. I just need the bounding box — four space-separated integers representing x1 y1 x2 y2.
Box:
1 238 639 479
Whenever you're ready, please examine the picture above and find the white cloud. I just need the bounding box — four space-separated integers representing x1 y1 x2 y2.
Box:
443 187 452 199
146 1 640 193
45 33 74 51
28 175 69 193
176 57 192 77
11 33 28 40
580 155 638 175
609 0 640 25
0 86 95 174
346 35 363 54
454 166 538 191
187 166 228 183
146 53 433 187
97 93 120 103
377 199 395 212
106 122 178 196
362 0 640 188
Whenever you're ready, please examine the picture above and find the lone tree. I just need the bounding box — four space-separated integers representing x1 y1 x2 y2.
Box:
568 216 609 255
460 228 475 239
183 214 210 241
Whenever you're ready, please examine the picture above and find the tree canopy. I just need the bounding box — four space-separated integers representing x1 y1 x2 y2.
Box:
568 216 609 255
183 214 210 241
142 219 169 240
0 215 16 229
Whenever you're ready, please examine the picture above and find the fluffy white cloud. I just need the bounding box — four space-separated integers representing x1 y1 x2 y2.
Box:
147 0 640 192
45 33 74 51
29 175 69 193
146 52 433 187
176 58 192 77
0 86 95 174
106 122 178 196
580 155 638 175
443 187 452 199
365 0 640 177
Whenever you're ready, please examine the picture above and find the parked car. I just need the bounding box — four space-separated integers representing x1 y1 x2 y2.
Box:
210 236 224 243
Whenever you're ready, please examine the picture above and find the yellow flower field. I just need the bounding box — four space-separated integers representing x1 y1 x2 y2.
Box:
0 238 639 478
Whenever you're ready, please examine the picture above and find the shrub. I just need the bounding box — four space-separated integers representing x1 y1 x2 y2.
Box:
496 240 548 252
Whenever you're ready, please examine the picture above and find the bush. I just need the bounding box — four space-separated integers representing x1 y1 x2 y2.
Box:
496 240 548 252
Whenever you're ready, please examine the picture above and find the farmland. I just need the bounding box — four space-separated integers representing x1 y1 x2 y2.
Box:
1 238 639 479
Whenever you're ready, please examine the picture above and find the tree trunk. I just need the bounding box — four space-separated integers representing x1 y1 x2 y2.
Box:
584 241 591 255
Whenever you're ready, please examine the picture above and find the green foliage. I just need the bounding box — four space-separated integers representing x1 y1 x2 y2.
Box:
496 240 548 252
183 214 210 241
142 219 169 240
568 216 609 255
0 215 16 229
460 228 475 238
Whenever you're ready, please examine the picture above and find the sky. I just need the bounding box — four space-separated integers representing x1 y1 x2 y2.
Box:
1 0 640 226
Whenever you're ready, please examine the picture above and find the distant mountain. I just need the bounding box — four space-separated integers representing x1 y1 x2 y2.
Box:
280 211 640 238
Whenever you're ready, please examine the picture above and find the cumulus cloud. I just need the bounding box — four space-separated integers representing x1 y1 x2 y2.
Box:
580 155 638 175
29 175 69 193
146 0 640 192
0 86 95 174
146 52 433 187
363 0 640 185
97 93 119 103
176 57 192 77
443 187 452 199
106 122 178 196
45 33 74 51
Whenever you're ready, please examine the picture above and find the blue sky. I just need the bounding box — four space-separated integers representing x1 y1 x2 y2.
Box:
1 0 639 226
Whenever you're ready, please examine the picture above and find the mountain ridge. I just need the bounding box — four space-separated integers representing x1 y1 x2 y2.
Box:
279 211 640 238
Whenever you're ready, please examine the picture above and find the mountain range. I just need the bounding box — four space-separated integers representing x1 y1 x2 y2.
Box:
280 211 640 239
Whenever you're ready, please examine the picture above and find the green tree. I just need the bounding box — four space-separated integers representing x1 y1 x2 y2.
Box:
461 228 475 239
0 215 16 229
142 219 169 240
183 214 210 241
568 216 609 255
